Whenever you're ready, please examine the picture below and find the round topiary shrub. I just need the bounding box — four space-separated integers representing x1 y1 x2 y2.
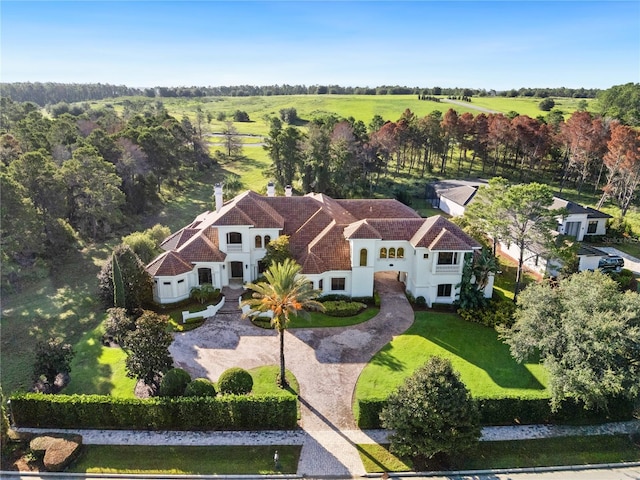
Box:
158 368 191 397
217 367 253 395
184 378 217 397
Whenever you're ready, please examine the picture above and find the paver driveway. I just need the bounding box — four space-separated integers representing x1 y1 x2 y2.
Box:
169 271 414 476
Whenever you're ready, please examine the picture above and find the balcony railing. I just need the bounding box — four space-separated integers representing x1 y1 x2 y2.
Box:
435 264 460 274
226 244 243 253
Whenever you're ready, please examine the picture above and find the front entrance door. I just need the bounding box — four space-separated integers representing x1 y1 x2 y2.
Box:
230 261 243 279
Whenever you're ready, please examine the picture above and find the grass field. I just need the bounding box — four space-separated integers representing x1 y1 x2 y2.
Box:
0 243 113 394
357 435 640 473
69 444 301 474
354 311 549 403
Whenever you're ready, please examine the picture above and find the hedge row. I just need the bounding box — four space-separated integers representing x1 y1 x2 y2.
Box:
322 301 366 317
356 395 635 429
9 393 297 430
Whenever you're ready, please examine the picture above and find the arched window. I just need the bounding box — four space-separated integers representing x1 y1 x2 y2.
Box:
264 235 271 246
389 248 396 259
380 247 387 259
359 248 368 266
397 247 405 259
255 235 262 248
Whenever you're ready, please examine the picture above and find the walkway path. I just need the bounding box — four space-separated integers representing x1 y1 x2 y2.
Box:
169 271 414 476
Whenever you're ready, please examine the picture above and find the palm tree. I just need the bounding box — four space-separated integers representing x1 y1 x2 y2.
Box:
241 258 324 387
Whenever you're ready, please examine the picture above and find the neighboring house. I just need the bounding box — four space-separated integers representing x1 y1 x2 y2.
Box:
431 180 613 276
146 183 490 307
437 185 478 217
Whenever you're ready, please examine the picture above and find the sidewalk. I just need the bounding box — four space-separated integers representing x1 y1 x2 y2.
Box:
14 421 640 477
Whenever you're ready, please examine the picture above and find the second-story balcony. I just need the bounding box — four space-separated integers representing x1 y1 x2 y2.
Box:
435 264 460 274
226 244 243 253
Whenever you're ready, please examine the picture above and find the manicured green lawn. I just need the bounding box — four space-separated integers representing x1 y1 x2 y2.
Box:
248 366 299 396
355 311 548 403
290 307 379 328
69 444 301 474
63 323 137 398
493 253 538 300
358 435 640 473
0 243 112 394
251 307 379 329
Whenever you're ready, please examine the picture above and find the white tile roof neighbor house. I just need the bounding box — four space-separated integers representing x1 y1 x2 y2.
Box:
147 183 487 307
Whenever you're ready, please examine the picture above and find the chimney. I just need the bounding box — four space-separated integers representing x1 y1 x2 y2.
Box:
267 182 275 197
214 183 223 212
285 185 292 197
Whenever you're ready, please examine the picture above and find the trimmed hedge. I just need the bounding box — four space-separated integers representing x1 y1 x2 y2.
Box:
322 301 366 317
356 396 636 429
9 393 297 430
218 368 253 395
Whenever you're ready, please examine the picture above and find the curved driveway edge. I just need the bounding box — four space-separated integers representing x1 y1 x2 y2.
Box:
169 271 414 476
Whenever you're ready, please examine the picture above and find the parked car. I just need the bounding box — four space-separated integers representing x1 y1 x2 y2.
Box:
598 255 624 272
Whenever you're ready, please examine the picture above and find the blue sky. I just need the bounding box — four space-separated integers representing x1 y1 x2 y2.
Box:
1 1 638 90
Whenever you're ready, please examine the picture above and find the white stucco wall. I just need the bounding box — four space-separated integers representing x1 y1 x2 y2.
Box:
439 197 465 217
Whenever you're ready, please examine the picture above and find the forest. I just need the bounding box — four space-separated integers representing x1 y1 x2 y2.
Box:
0 82 639 295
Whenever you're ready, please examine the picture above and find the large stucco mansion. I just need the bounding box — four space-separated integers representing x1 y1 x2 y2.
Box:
147 183 491 307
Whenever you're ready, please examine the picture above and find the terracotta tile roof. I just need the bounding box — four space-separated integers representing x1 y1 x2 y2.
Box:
343 220 382 240
429 228 478 251
410 215 480 250
306 222 352 273
336 198 421 219
213 191 285 228
177 234 226 263
148 190 480 280
288 209 334 258
146 251 193 276
364 218 426 240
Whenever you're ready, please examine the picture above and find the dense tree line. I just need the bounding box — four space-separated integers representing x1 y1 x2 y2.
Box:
1 82 608 107
0 97 213 291
265 107 639 213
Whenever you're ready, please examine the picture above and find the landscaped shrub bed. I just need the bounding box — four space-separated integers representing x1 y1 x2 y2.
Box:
355 396 636 429
321 300 366 317
9 393 297 430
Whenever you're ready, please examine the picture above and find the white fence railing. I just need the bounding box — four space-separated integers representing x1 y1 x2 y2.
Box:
435 265 461 274
182 297 225 323
239 297 274 319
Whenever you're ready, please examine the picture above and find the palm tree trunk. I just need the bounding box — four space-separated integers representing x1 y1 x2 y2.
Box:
279 329 287 388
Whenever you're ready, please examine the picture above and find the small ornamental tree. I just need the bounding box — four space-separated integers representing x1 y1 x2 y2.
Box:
184 378 217 397
98 243 153 312
32 338 75 389
158 368 191 397
104 307 137 347
260 235 293 270
380 357 480 469
217 367 253 395
124 311 174 388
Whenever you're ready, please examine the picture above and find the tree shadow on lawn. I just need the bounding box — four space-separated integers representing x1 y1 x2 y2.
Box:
412 313 546 392
63 325 118 396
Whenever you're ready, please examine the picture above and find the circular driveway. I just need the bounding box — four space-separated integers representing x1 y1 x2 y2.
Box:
169 271 414 430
